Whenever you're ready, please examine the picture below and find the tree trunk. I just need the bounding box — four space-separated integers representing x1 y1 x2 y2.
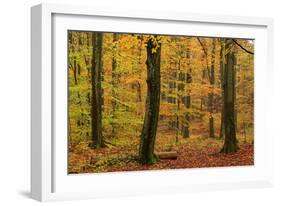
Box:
198 38 208 113
111 33 118 136
90 32 104 148
176 59 181 142
219 39 225 138
219 108 225 138
182 95 191 138
137 35 143 115
139 36 161 164
135 81 142 102
73 56 78 85
182 46 192 138
69 32 78 85
77 64 81 76
242 69 247 143
208 39 216 138
200 68 207 112
220 39 239 153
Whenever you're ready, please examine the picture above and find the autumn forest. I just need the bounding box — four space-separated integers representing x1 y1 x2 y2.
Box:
68 31 254 174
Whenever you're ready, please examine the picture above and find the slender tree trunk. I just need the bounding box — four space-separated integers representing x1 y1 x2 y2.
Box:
208 39 216 138
77 64 81 76
86 32 91 78
220 39 239 153
200 68 206 112
73 56 78 85
182 45 192 138
69 32 78 85
139 36 161 164
90 32 104 148
176 99 180 142
176 59 181 142
137 36 143 115
182 95 191 138
219 108 225 138
234 57 238 132
219 39 225 138
243 121 247 143
198 38 208 113
242 70 247 143
111 33 118 136
135 82 142 102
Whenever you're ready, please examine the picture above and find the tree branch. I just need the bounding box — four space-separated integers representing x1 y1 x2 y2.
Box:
196 37 208 57
232 39 254 55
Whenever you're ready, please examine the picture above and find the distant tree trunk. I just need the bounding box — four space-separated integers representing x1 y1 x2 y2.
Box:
219 39 225 138
111 33 118 136
137 36 144 115
234 56 238 132
220 39 239 153
176 59 181 143
219 108 225 138
242 69 247 143
69 32 78 85
134 81 142 120
139 36 161 164
200 68 207 112
167 70 177 129
90 32 104 148
197 38 208 113
208 39 216 138
135 81 142 102
182 46 192 138
77 64 81 76
182 94 191 138
86 32 91 78
73 57 78 85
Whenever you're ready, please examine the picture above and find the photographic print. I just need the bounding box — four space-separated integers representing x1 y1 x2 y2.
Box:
68 31 254 174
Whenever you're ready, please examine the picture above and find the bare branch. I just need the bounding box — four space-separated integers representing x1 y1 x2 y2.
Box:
232 39 254 55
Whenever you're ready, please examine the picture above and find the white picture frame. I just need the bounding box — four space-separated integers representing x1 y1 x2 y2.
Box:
31 3 274 202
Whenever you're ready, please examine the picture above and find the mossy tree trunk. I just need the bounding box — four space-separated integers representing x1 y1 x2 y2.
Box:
220 39 239 153
90 32 105 148
139 36 161 164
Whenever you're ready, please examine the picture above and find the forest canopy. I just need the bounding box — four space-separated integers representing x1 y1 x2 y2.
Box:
68 31 254 173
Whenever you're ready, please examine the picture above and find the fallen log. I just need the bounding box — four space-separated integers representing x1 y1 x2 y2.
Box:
156 151 178 160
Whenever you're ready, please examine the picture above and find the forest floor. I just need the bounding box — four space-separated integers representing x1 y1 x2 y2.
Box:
68 128 254 174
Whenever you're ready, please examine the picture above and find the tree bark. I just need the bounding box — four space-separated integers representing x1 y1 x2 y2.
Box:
220 39 239 153
90 32 104 148
139 36 161 164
